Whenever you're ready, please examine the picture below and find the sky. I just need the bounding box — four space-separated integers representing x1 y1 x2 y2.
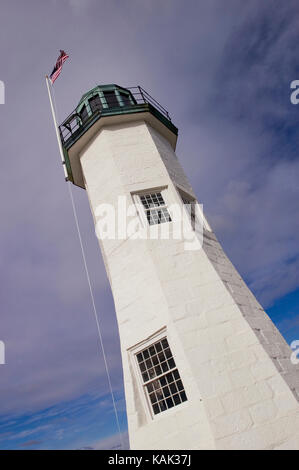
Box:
0 0 299 450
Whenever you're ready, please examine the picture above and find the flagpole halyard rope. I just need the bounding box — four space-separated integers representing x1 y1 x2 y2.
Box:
66 181 124 451
46 74 124 450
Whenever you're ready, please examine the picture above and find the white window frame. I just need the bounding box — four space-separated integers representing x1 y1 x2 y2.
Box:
177 187 212 232
132 187 172 229
129 328 188 420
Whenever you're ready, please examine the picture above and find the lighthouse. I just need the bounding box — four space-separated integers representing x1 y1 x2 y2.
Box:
59 84 299 450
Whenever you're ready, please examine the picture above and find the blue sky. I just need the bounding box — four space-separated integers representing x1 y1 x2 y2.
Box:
0 0 299 449
0 392 128 450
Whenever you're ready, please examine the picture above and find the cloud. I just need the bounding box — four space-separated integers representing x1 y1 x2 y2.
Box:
276 315 299 336
0 391 127 450
92 431 130 450
173 0 299 307
0 0 298 449
19 440 43 447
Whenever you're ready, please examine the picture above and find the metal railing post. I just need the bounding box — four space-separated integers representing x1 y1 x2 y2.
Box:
138 86 145 104
59 86 173 146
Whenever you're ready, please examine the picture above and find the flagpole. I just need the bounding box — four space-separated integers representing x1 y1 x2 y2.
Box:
45 75 69 180
45 61 124 449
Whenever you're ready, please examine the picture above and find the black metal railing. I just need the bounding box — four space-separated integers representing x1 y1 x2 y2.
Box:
59 86 172 147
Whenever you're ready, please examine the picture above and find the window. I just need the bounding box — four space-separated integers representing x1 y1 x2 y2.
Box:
79 105 89 123
89 95 102 114
103 90 119 107
178 188 212 232
181 194 197 230
140 192 171 226
119 91 133 106
136 337 187 416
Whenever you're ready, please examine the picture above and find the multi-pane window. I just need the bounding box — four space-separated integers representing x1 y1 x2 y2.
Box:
140 192 171 226
136 338 187 416
180 193 197 230
79 105 89 123
89 95 102 114
103 90 119 107
119 91 133 106
180 190 212 231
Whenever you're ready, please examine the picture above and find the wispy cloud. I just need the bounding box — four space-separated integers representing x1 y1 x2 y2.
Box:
0 0 298 450
19 440 43 448
92 431 130 450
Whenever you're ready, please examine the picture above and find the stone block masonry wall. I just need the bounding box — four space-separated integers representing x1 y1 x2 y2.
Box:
80 119 299 449
148 125 299 449
81 122 218 449
203 229 299 403
150 232 299 449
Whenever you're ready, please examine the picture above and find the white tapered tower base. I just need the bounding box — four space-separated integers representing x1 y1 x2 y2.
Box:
60 84 299 449
79 120 299 450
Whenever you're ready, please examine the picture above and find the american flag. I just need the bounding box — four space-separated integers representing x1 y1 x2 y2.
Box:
49 50 69 84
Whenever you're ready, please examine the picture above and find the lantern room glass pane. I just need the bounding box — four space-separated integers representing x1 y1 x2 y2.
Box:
89 95 102 114
103 90 119 107
80 105 89 123
119 91 132 106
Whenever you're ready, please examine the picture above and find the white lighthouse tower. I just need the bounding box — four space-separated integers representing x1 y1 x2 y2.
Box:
59 85 299 450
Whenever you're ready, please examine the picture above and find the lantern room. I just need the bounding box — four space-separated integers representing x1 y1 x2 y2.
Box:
59 84 178 188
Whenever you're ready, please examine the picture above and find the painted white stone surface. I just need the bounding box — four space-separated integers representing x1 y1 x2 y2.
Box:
79 118 299 450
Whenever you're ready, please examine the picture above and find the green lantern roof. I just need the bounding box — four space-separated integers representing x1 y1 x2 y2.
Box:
59 84 178 188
